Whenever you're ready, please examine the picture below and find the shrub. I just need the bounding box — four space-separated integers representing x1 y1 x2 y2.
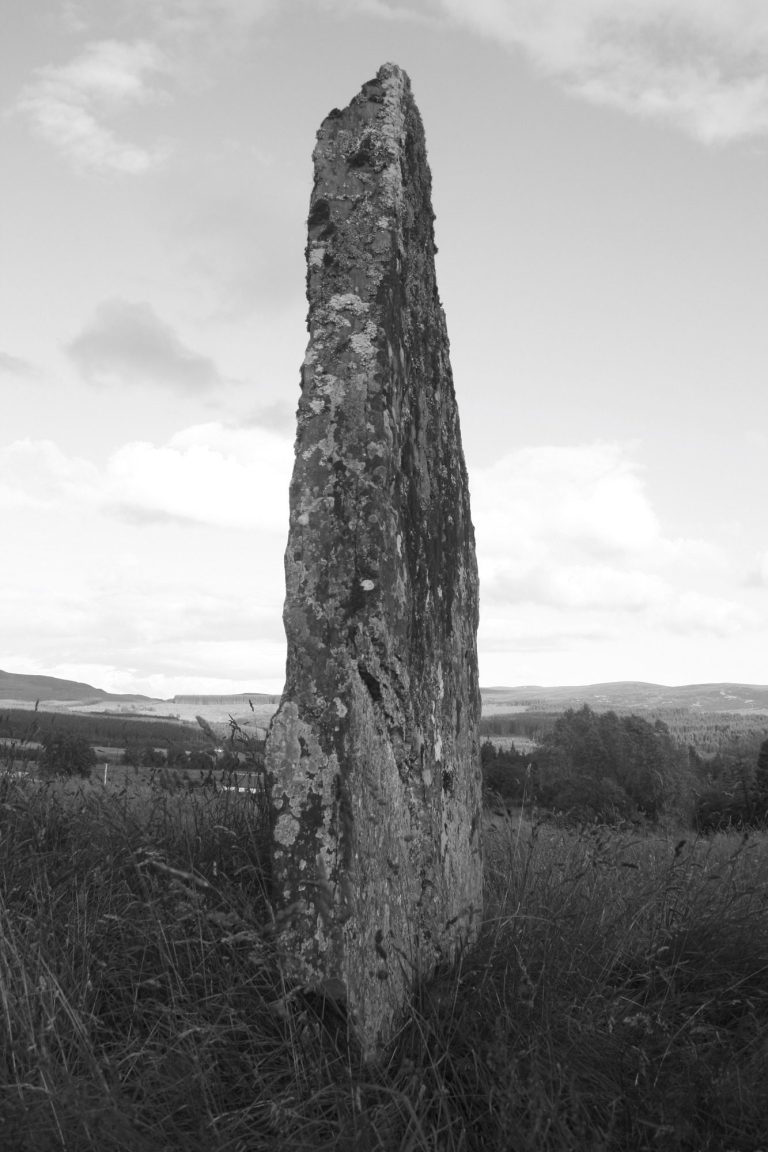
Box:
38 732 96 779
542 774 634 824
122 743 166 768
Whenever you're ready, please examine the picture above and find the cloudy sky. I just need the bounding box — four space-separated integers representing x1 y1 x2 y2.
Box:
2 0 767 697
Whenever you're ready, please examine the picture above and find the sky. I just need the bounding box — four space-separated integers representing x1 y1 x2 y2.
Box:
1 0 767 698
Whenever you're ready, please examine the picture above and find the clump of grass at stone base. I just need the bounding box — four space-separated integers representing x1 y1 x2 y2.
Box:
2 772 768 1152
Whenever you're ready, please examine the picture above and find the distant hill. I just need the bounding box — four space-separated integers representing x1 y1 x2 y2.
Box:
0 669 150 705
172 693 280 705
3 668 768 717
481 681 768 715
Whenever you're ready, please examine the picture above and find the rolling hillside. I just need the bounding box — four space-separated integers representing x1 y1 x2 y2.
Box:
0 669 150 705
3 668 768 717
481 681 768 715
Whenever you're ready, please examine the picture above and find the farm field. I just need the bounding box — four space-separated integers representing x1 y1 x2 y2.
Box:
2 769 768 1150
0 696 277 732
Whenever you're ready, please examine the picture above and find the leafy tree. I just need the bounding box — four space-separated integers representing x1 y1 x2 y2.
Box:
695 788 751 833
481 741 530 802
534 706 688 823
611 715 677 820
166 744 189 769
551 706 612 780
694 745 768 833
39 733 96 779
548 774 635 825
189 749 215 773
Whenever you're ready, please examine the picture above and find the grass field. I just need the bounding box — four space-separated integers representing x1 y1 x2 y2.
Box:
2 773 768 1150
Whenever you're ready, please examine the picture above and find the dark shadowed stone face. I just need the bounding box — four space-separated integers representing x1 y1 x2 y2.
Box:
265 62 482 1059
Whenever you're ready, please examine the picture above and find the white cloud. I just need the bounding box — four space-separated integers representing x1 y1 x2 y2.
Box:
49 38 162 100
170 181 305 317
490 563 667 612
473 443 661 577
17 39 169 173
434 0 768 143
67 299 222 392
747 550 768 587
0 352 38 379
2 637 287 701
95 668 284 699
316 0 434 22
655 590 755 636
0 424 292 532
479 607 610 653
242 402 297 433
106 422 292 530
140 0 279 31
472 442 748 652
0 426 292 696
1 428 760 694
0 440 99 511
139 0 427 35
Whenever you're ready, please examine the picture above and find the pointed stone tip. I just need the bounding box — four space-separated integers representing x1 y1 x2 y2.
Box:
376 62 410 86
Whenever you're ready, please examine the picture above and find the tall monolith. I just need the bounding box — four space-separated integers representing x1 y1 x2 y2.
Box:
265 63 482 1056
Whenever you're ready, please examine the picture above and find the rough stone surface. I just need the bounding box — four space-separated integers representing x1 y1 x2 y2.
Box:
265 62 482 1056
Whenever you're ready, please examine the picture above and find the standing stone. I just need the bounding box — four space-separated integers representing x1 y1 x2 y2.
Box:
265 63 482 1056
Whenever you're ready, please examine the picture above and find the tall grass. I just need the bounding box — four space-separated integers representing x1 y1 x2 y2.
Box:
2 775 768 1150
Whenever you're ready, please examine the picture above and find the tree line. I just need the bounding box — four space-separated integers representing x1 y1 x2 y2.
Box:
482 705 690 824
479 711 561 741
482 703 768 831
480 707 768 757
4 715 266 785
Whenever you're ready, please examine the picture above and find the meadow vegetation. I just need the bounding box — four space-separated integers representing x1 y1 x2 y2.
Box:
2 763 768 1150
